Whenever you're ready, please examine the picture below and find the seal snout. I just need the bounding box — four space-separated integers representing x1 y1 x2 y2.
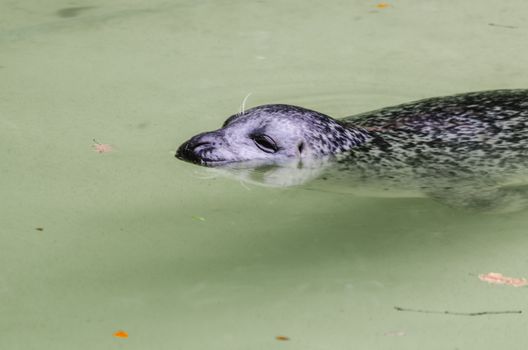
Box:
175 141 203 164
176 132 220 165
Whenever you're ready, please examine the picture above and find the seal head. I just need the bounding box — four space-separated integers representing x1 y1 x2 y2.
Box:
176 104 368 166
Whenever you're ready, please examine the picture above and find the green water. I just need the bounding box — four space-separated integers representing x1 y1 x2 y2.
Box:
2 1 528 349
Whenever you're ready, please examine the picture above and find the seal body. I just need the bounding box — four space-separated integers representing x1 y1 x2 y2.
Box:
341 90 528 178
176 90 528 209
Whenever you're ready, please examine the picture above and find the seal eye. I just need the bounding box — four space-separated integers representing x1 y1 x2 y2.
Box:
251 134 278 153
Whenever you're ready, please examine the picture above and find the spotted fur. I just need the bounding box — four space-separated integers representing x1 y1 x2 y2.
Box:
339 90 528 180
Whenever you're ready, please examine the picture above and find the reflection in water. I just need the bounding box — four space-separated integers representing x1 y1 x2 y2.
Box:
193 156 528 213
204 158 330 188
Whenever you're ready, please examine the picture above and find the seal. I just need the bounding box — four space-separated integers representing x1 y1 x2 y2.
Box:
176 90 528 210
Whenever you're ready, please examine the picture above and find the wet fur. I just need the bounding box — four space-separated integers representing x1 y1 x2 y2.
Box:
177 89 528 210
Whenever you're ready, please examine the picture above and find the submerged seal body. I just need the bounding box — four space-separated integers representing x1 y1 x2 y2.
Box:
176 90 528 209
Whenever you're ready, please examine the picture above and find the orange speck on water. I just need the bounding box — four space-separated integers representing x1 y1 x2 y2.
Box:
113 330 128 338
478 272 528 287
376 2 390 8
276 335 290 341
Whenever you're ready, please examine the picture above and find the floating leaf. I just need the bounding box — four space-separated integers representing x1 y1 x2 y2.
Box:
478 272 528 287
93 139 113 153
275 335 290 341
113 330 128 338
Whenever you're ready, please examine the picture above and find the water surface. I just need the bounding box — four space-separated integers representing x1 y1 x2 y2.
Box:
1 1 528 349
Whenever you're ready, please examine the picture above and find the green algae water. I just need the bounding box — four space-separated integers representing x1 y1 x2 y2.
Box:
2 1 528 349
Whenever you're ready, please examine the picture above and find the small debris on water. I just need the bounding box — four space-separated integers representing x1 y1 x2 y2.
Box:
376 2 391 9
394 306 521 316
384 330 406 337
488 23 518 29
35 227 44 231
113 330 128 338
478 272 528 287
56 6 95 18
192 216 206 222
275 335 290 341
93 139 113 153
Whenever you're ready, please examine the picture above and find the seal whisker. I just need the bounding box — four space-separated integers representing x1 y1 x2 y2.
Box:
239 92 253 116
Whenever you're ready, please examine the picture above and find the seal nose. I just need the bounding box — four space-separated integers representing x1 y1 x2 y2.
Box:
176 134 216 164
176 141 210 164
